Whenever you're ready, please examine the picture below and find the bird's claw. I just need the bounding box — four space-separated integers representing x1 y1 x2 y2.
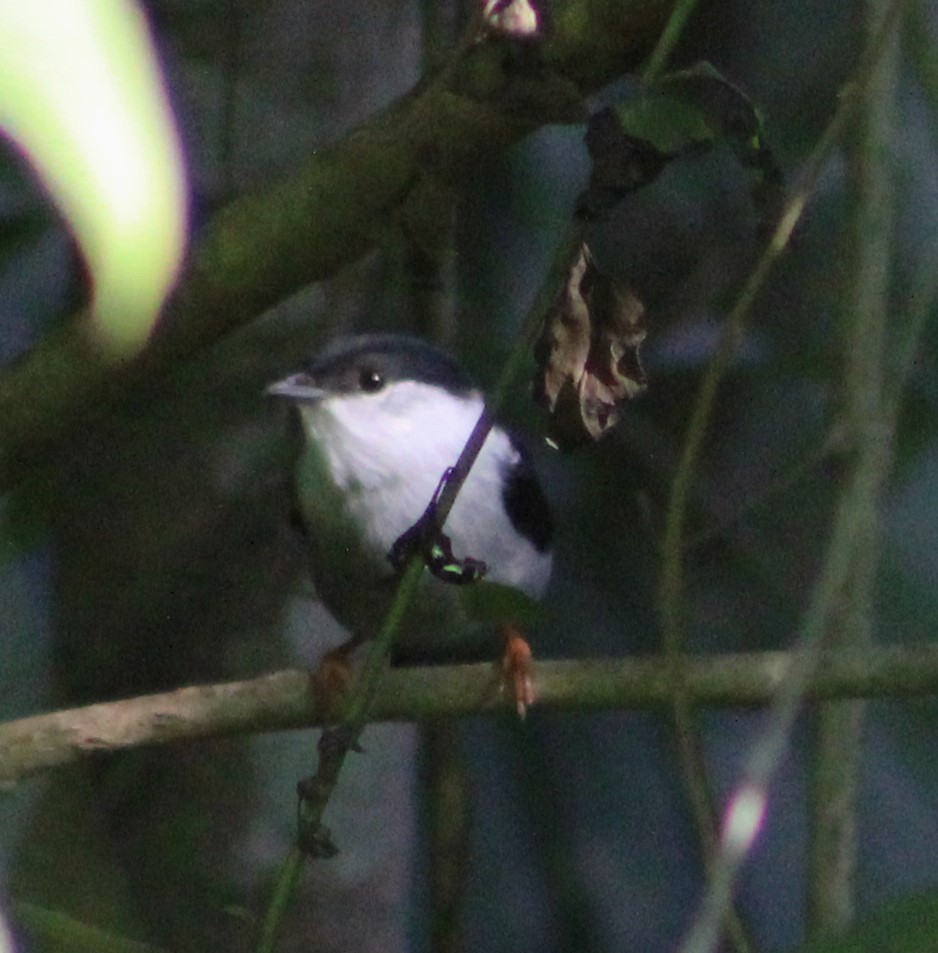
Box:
389 481 488 585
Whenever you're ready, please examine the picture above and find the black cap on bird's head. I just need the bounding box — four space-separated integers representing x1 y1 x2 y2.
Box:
267 334 475 403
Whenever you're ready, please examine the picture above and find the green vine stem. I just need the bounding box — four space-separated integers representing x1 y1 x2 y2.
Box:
808 0 902 933
641 0 701 82
252 187 586 953
663 2 909 951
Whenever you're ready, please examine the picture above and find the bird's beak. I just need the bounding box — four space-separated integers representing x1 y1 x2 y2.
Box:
265 373 327 403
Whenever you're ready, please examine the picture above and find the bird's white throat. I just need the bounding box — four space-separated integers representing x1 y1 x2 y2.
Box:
296 380 550 598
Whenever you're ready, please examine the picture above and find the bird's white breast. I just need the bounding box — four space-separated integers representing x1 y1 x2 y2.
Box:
296 381 551 605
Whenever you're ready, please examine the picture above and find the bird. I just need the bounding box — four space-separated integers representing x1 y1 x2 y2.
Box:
266 333 553 714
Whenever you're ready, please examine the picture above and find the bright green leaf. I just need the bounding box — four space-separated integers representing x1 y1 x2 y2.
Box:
0 3 187 354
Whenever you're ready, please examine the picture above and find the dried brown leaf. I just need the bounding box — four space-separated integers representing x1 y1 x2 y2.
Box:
534 244 647 448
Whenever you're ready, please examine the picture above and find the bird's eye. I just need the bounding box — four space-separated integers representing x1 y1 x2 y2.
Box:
358 367 385 392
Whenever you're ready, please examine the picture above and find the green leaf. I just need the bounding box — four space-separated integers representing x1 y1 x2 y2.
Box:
580 61 783 228
612 86 715 155
12 900 170 953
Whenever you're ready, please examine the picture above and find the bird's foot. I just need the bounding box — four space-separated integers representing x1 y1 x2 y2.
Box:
388 468 488 585
390 514 487 585
500 623 535 718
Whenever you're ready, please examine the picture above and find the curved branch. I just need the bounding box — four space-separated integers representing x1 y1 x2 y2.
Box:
0 0 675 489
3 644 938 786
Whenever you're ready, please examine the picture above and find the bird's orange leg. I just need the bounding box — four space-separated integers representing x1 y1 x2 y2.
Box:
312 632 368 722
500 622 535 718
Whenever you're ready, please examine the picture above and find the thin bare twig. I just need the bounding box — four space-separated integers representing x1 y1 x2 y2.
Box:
423 721 472 953
6 644 938 788
670 3 909 951
641 0 701 82
808 0 901 933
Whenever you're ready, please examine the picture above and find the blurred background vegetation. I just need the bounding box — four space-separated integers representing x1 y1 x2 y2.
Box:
1 1 937 951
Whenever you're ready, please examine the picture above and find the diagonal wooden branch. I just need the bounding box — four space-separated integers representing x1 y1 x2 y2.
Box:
4 645 938 788
0 0 675 491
